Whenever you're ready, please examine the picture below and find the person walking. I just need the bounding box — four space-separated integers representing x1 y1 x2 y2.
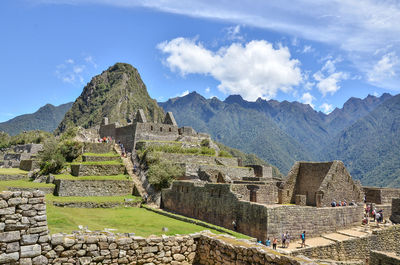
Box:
272 237 277 250
286 232 290 248
301 231 306 248
281 232 286 248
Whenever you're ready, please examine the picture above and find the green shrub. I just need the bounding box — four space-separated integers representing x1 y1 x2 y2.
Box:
0 132 11 149
147 160 184 190
59 127 78 141
38 138 65 174
219 150 232 158
59 140 83 162
200 139 210 147
10 130 53 146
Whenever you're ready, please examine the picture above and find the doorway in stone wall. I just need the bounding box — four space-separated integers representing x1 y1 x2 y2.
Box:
250 190 257 202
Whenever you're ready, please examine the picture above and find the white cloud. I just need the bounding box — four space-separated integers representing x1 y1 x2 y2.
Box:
179 90 189 97
320 103 334 114
37 0 400 90
300 92 315 108
367 52 399 82
158 38 302 101
205 87 210 93
304 82 314 91
302 45 313 53
55 55 96 85
225 25 243 41
313 59 348 96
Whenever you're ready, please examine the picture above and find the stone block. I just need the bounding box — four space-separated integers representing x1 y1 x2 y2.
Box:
20 244 41 258
143 246 158 253
22 234 39 245
0 231 20 242
295 195 307 206
70 163 125 176
0 252 19 263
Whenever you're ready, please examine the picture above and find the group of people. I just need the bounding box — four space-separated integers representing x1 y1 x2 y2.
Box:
331 200 357 207
363 204 384 225
117 141 126 157
258 231 306 249
98 136 112 143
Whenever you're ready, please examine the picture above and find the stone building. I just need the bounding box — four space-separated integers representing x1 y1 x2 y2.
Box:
278 161 364 207
99 109 210 152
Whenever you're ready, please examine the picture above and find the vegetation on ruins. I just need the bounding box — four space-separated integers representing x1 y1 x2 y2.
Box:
38 138 66 175
0 130 52 149
54 174 129 181
138 150 184 190
143 144 216 156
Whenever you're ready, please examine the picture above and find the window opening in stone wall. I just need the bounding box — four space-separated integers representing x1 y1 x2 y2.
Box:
160 127 163 132
218 190 221 198
186 187 189 193
169 127 172 132
150 126 153 131
287 190 289 196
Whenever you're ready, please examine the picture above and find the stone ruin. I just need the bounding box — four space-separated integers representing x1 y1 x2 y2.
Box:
0 144 42 171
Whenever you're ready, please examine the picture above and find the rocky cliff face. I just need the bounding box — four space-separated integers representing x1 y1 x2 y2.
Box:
56 63 164 133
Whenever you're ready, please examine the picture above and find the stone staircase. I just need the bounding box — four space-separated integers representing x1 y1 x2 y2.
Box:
114 144 146 198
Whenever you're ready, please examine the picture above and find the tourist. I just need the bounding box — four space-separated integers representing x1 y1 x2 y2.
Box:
286 232 290 248
301 231 306 248
331 200 336 207
272 238 277 250
265 238 271 247
362 215 368 225
281 232 286 248
232 220 237 231
372 208 376 221
375 211 381 224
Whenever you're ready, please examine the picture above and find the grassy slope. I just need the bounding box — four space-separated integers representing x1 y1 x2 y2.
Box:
0 180 54 191
54 174 129 181
46 205 249 238
0 168 29 175
45 194 141 203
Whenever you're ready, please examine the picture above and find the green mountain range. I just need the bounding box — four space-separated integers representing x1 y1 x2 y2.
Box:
0 102 73 136
160 91 399 187
56 63 165 133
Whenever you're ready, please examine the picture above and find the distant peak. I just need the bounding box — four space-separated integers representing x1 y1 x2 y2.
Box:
224 94 245 105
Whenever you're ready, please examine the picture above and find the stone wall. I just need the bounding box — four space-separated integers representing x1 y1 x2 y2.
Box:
391 198 400 223
19 160 40 171
162 181 364 241
82 155 119 162
0 190 50 264
83 143 114 154
0 174 27 181
230 182 278 204
195 234 316 265
291 225 400 262
70 164 125 176
280 161 363 207
370 251 400 265
364 186 400 204
54 179 134 197
160 153 239 167
198 165 254 182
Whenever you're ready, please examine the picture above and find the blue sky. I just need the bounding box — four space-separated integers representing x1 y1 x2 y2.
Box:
1 0 399 122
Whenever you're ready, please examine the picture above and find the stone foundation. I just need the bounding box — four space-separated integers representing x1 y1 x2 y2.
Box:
70 164 125 176
52 201 141 208
0 174 27 181
83 143 114 154
19 160 40 171
370 250 400 265
82 155 119 162
162 181 364 241
390 198 400 224
54 179 134 196
0 190 50 265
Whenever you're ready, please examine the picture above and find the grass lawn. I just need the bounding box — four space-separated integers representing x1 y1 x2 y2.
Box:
83 152 119 157
0 179 54 192
47 205 228 236
45 194 142 203
54 174 130 181
0 168 29 175
70 160 123 165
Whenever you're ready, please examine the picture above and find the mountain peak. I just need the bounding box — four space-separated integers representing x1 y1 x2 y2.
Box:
224 95 245 105
56 63 164 133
